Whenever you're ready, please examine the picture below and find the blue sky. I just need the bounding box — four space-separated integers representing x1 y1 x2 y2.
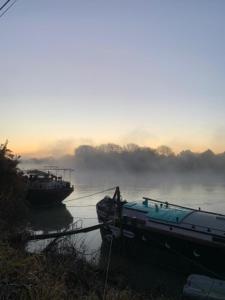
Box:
1 0 225 155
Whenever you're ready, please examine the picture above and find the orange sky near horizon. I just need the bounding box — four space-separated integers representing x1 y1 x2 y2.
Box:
2 1 225 158
9 133 225 158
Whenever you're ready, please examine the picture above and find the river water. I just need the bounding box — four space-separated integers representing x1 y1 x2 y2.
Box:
27 171 225 296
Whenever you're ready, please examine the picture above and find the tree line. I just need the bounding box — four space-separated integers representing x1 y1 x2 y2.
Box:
72 144 225 173
26 143 225 173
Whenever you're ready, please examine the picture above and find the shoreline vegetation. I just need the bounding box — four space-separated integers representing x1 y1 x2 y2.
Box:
24 144 225 174
0 142 175 299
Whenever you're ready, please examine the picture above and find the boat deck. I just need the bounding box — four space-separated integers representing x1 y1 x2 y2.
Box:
124 202 193 224
183 211 225 234
124 201 225 237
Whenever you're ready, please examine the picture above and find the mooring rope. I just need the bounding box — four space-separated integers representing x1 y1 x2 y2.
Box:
103 234 113 300
64 186 116 203
66 205 96 208
72 217 98 220
103 207 117 300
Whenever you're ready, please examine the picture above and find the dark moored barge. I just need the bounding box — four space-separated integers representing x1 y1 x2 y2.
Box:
96 187 225 271
24 169 74 206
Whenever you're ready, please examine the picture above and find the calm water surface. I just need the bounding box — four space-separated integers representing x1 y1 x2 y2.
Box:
28 171 225 296
28 172 225 247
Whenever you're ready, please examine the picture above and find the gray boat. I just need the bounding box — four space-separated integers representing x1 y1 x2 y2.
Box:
24 169 74 206
183 274 225 299
96 187 225 271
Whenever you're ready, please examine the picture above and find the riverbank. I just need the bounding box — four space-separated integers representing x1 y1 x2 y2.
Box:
0 143 176 299
0 240 175 300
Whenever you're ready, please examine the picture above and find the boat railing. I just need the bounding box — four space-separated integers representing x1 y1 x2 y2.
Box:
145 216 225 238
29 219 83 238
142 197 225 236
146 215 225 237
181 221 225 236
143 197 225 218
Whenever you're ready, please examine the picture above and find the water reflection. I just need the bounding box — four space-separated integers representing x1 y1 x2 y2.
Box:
99 240 186 297
67 171 225 214
98 235 225 297
29 204 73 233
25 171 225 298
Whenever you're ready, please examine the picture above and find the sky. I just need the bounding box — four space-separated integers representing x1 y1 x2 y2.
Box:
1 0 225 156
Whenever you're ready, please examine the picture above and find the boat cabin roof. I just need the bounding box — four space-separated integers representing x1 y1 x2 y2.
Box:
124 200 225 236
24 169 58 180
26 169 49 176
124 201 193 224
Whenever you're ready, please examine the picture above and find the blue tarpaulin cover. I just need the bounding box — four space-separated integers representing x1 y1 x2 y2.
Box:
124 201 192 224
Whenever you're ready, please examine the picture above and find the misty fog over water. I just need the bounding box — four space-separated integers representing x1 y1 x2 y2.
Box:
26 170 225 234
24 144 225 258
22 144 225 174
22 143 225 235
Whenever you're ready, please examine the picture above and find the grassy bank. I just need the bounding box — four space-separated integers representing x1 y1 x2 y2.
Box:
0 240 175 300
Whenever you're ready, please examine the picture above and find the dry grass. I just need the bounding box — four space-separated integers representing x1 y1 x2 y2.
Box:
0 240 176 300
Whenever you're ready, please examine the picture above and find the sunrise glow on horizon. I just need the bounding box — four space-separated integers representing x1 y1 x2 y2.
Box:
1 0 225 157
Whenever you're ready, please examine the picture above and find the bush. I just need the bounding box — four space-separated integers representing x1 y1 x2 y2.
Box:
0 142 28 240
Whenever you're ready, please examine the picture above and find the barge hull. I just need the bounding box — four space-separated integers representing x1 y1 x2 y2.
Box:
26 187 73 206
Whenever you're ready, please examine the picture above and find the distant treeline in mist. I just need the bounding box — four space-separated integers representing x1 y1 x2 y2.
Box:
24 144 225 173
